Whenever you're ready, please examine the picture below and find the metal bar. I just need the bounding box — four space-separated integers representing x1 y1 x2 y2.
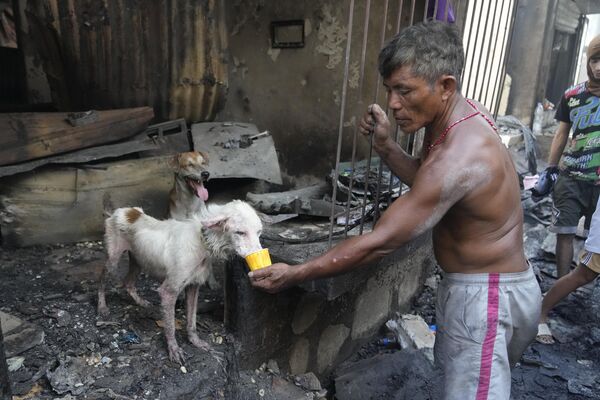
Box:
469 2 492 101
342 0 372 238
387 126 403 208
409 0 416 26
443 0 449 22
373 150 386 224
0 318 11 400
359 0 390 234
464 1 484 97
328 0 356 248
374 0 405 222
396 0 405 31
456 0 470 33
460 0 476 85
481 0 507 106
387 1 406 208
476 0 500 105
423 0 430 21
433 0 439 21
493 0 519 118
490 1 512 114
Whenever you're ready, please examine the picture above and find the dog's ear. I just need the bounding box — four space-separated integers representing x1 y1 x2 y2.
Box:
198 150 209 165
201 215 228 230
168 153 181 171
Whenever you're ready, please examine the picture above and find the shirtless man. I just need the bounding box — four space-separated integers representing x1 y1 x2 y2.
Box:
250 22 541 399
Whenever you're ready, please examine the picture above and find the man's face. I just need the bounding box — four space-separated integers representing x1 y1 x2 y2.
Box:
590 56 600 80
383 65 444 134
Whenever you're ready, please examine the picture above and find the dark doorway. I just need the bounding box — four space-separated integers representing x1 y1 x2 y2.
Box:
546 30 579 105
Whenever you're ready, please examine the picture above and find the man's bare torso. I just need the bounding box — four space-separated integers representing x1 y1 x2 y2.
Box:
424 114 527 274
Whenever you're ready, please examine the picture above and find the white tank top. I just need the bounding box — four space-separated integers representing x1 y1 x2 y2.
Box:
585 198 600 253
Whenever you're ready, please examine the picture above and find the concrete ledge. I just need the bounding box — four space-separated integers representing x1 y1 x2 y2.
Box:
225 233 435 377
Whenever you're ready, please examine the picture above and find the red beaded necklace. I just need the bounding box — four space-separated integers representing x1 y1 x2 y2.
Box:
427 99 498 151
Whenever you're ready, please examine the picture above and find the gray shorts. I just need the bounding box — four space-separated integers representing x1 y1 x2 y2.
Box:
434 267 541 400
550 172 600 235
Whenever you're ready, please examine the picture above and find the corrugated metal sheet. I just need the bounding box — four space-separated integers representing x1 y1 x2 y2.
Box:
28 0 227 122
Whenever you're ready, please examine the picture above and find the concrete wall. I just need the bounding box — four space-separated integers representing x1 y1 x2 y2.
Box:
225 233 435 377
505 0 557 125
217 0 424 184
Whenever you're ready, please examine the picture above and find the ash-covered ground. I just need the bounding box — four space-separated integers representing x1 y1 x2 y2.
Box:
1 194 599 399
0 243 324 400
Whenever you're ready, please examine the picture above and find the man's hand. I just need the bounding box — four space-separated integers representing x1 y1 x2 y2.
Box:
359 104 391 146
530 166 559 201
248 263 300 294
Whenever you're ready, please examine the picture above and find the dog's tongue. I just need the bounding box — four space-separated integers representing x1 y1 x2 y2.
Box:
191 180 209 201
196 185 209 201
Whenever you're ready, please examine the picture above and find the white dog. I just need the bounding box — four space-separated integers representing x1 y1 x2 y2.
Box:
97 200 263 364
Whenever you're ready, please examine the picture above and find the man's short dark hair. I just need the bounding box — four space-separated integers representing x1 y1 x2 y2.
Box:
378 21 464 89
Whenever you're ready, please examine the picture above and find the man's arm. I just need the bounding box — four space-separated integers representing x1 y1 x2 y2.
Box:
373 136 421 186
249 153 490 293
359 104 421 185
547 121 571 166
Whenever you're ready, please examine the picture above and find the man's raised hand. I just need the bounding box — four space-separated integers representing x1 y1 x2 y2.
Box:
359 104 391 146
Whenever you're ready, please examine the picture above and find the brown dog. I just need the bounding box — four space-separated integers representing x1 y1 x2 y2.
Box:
168 151 210 219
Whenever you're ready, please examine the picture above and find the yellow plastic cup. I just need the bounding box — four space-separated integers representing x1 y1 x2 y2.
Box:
245 248 272 271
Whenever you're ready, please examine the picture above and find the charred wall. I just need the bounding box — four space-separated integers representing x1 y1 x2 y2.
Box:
217 0 428 183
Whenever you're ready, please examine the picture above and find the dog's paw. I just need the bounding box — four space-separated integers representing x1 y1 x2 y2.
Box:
97 306 110 318
189 334 211 351
168 344 186 365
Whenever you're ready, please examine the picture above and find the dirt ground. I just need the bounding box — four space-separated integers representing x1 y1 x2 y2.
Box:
1 197 600 399
0 242 326 400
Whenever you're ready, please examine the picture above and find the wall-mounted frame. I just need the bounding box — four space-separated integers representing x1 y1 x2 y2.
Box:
270 20 305 48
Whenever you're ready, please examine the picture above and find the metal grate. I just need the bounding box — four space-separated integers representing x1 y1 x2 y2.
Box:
327 0 519 247
462 0 519 118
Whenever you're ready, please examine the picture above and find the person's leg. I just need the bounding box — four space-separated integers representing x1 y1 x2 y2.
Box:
505 268 542 366
541 261 599 322
435 273 511 400
550 174 584 277
555 233 575 278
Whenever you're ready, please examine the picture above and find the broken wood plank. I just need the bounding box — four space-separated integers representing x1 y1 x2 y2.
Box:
0 107 154 166
0 137 160 178
0 156 173 247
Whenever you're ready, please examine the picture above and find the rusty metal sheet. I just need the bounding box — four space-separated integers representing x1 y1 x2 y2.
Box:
191 122 282 185
23 0 228 122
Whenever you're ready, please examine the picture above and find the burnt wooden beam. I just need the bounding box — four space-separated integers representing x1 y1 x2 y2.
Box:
0 107 154 166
